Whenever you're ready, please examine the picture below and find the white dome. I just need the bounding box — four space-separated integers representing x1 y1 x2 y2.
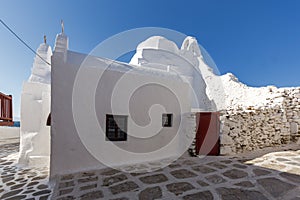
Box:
136 36 179 53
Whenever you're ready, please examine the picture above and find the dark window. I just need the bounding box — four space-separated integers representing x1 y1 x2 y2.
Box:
106 114 127 141
46 113 51 126
162 113 173 127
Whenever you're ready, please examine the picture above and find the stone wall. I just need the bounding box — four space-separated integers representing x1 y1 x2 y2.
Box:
282 88 300 142
220 88 300 155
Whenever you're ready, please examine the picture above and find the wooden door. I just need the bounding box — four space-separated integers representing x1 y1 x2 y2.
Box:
195 112 220 155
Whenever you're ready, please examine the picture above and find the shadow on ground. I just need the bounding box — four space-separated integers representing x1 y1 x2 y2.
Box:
0 141 300 200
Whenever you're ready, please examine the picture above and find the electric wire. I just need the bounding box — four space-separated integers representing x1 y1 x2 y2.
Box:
0 19 51 66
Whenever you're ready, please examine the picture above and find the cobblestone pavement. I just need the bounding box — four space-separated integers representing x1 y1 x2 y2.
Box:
0 139 300 200
53 150 300 200
0 140 52 200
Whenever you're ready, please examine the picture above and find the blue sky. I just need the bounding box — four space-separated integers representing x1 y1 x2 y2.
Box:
1 0 300 118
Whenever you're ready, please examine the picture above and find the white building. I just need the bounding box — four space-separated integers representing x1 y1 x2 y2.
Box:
19 39 52 166
19 28 216 178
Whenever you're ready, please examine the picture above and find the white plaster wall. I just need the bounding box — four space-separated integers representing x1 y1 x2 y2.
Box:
29 43 52 84
19 41 52 167
19 82 50 166
50 50 192 178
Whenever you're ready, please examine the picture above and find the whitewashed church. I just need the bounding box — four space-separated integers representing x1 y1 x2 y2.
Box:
18 25 219 179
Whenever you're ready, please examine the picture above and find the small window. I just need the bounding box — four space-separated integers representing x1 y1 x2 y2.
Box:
162 113 173 127
106 114 127 141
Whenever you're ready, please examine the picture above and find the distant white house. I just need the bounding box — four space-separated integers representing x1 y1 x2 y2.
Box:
19 27 217 178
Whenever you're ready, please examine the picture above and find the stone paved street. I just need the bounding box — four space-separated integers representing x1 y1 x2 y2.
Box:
53 147 300 200
0 138 52 200
0 139 52 200
0 138 300 199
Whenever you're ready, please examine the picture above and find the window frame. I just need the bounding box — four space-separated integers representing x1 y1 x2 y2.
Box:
106 114 128 141
162 113 173 127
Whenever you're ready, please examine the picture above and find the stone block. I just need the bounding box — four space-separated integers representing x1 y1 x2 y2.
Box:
220 134 233 145
222 126 230 134
220 146 232 155
290 122 298 134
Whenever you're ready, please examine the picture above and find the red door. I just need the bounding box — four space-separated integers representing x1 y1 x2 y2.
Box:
195 112 220 155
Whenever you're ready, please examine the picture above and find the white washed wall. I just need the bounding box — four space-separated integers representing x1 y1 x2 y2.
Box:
50 49 192 178
19 82 51 166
